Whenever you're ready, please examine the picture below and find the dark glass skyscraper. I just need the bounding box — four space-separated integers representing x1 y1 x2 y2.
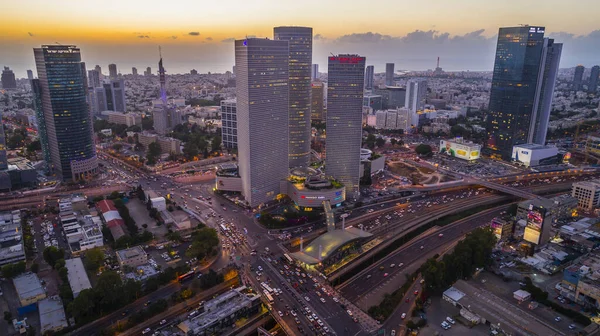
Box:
1 66 17 89
573 65 584 91
33 45 98 181
274 26 313 169
0 110 7 170
31 79 51 166
485 26 560 160
365 65 374 90
589 65 599 93
108 63 118 79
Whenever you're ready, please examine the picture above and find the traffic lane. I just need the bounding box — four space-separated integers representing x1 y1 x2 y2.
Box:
341 210 502 301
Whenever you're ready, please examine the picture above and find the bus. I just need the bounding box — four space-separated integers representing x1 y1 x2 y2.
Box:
261 282 274 294
263 290 274 304
220 224 228 232
284 254 293 264
178 271 195 282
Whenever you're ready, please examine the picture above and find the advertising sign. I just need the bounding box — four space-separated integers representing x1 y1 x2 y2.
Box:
524 206 546 245
490 218 504 240
439 140 481 161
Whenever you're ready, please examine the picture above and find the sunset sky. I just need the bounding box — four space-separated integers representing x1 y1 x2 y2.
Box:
3 0 599 76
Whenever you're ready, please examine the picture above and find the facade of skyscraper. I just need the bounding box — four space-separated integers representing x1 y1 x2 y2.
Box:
573 65 584 91
589 66 599 93
1 67 17 89
235 38 289 207
528 38 562 145
33 45 98 181
405 79 428 126
385 63 394 86
220 99 237 149
87 70 100 88
89 78 126 115
94 65 102 75
145 67 151 76
274 26 313 169
365 65 374 90
325 55 366 197
485 26 560 160
132 67 138 76
108 63 118 79
311 82 324 121
31 79 51 165
26 70 34 81
0 111 7 171
311 64 319 81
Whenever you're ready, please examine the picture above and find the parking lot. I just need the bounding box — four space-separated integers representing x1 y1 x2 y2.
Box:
126 198 167 237
418 297 490 336
426 153 523 178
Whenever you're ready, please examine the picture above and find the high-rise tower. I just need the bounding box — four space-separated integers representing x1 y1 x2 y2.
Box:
0 110 7 170
589 65 599 93
325 55 366 197
365 65 374 90
1 67 17 89
485 26 562 160
108 63 118 79
132 67 138 76
87 69 101 88
274 26 313 169
573 65 585 91
385 63 394 86
405 79 428 127
158 47 167 104
33 45 98 181
311 64 319 81
235 38 289 207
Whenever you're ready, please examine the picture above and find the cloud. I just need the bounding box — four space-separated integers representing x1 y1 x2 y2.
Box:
221 37 235 43
205 37 213 41
137 35 150 39
188 32 200 36
314 34 324 41
27 32 34 37
169 36 178 40
335 32 392 43
545 30 600 67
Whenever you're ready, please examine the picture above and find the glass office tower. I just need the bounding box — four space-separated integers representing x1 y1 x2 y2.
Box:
33 45 98 181
485 26 546 160
274 26 313 169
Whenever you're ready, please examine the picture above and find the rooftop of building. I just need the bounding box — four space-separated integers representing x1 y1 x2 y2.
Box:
573 179 600 188
513 143 558 150
291 227 373 265
116 246 145 261
13 272 45 302
65 258 92 295
38 296 68 333
450 280 562 336
216 163 239 177
178 286 260 334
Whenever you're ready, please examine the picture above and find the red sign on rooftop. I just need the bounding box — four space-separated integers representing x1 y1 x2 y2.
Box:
329 56 365 63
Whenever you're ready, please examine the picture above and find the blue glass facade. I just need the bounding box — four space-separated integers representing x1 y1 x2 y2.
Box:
485 26 546 160
34 45 97 181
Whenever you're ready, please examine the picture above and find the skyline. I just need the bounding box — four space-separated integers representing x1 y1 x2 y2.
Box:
2 0 600 76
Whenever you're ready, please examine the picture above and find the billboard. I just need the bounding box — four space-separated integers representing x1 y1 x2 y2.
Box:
439 140 481 161
490 218 504 240
524 205 546 245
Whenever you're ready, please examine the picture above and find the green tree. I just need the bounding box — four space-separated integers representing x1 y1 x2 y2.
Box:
185 228 219 260
112 143 123 152
146 142 161 165
211 135 222 151
415 144 432 156
141 117 154 131
7 133 24 149
43 246 65 269
375 137 386 148
30 263 39 273
390 138 397 146
26 140 41 152
183 142 199 160
365 134 377 149
84 248 105 272
3 311 12 322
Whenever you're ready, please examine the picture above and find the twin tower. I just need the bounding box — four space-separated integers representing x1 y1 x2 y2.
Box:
234 27 365 207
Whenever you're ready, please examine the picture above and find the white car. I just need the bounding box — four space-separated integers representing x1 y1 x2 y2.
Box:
401 313 406 319
304 296 310 302
142 328 152 334
333 297 339 303
278 311 283 317
320 297 326 303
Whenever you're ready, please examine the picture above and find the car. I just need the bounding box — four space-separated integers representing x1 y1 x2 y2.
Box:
320 298 326 303
160 319 167 325
291 310 297 317
390 264 396 268
366 274 372 279
405 298 409 302
305 296 310 301
569 324 576 330
555 316 562 322
420 245 424 249
142 328 152 334
384 273 389 277
401 313 406 319
446 317 455 324
391 331 396 336
278 311 283 317
414 290 419 295
347 310 353 316
332 297 339 303
438 233 444 237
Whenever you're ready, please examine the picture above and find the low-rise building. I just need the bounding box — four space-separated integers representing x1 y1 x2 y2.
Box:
65 258 92 298
116 246 148 268
517 195 578 225
511 144 559 167
39 296 68 333
96 199 126 240
137 133 182 154
439 138 481 161
572 180 600 211
177 287 261 336
13 272 46 306
100 111 141 127
0 210 25 266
